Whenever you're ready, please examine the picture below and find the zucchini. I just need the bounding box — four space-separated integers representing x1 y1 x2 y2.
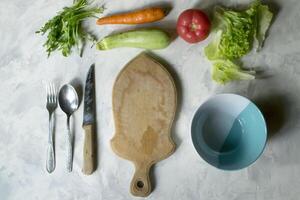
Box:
96 29 171 50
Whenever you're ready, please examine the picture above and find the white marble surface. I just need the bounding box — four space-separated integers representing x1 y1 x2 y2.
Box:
1 0 300 199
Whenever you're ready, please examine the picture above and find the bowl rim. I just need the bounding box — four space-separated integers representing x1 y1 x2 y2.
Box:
191 93 268 171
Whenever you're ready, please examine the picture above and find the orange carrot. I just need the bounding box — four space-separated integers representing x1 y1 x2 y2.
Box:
96 7 166 25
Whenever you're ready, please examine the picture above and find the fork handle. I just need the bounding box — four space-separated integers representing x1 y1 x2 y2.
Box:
46 113 55 173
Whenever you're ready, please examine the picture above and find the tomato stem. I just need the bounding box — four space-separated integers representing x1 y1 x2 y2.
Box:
190 23 199 31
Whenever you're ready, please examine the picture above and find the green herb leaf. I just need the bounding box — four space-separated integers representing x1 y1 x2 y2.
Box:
36 0 104 57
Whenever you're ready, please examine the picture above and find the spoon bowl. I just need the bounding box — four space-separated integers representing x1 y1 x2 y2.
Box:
59 84 79 116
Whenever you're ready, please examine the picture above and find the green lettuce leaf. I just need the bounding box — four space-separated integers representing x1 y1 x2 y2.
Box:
204 0 273 84
212 59 255 84
253 4 273 51
213 3 258 60
204 30 223 60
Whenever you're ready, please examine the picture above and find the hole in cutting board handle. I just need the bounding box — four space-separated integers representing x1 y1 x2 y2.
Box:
130 166 152 197
136 180 144 189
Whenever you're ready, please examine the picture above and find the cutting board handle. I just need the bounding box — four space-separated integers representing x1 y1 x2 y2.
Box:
130 162 151 197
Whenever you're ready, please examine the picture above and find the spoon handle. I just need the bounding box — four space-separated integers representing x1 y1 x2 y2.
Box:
66 116 73 172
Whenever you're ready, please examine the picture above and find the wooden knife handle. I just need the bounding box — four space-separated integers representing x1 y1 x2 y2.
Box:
130 162 152 197
82 124 96 175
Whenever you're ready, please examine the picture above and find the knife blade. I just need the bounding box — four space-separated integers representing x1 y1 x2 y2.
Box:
82 64 96 175
83 64 95 126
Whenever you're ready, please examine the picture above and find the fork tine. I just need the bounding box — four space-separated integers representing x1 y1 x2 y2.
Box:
55 86 58 103
53 84 57 103
50 83 54 103
49 84 52 103
46 84 50 103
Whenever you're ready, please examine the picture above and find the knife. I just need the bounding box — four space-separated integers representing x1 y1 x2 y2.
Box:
82 64 96 175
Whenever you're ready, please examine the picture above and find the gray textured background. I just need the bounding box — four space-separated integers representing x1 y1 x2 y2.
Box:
0 0 300 199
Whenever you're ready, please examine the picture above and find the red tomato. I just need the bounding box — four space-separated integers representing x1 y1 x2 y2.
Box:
177 9 211 43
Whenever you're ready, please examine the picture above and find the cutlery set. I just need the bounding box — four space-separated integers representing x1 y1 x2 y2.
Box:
45 65 96 175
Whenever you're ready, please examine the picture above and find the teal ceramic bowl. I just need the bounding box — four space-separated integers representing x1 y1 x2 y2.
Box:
191 94 267 170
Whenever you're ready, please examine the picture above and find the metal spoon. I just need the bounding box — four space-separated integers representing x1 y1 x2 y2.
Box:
59 84 79 172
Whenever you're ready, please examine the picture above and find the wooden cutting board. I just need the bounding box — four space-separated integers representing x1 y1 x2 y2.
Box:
111 53 177 197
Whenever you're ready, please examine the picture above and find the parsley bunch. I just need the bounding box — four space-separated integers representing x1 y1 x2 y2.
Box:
36 0 104 57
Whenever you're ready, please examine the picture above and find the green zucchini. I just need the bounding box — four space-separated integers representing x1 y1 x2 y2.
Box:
96 29 171 50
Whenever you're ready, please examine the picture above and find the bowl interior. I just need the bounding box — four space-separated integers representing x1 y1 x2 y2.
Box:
191 94 267 170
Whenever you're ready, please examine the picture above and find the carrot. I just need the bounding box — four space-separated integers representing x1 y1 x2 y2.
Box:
96 7 166 25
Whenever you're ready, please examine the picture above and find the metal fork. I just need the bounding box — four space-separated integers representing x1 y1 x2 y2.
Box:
46 83 58 173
